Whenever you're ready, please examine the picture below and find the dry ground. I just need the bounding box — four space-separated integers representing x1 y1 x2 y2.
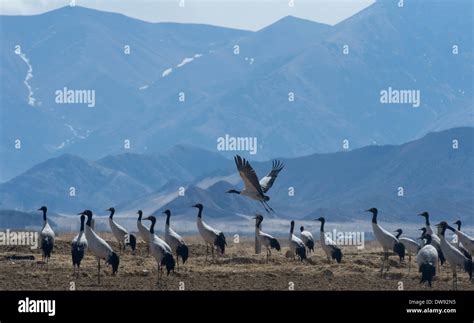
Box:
0 234 472 291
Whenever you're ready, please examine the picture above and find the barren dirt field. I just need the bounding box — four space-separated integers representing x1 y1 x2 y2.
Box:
0 234 472 291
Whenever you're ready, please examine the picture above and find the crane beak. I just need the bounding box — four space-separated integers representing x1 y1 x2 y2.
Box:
77 211 83 215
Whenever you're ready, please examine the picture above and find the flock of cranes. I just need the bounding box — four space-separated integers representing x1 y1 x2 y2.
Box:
32 155 473 289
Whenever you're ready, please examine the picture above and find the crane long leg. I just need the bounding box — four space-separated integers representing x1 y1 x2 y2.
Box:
453 266 457 291
176 255 179 272
205 245 209 264
260 201 270 213
263 201 274 213
380 252 387 274
97 258 101 284
156 264 160 285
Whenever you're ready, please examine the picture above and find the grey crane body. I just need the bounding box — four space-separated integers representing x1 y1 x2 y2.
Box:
416 234 438 287
437 221 473 290
38 206 55 270
366 208 405 274
71 214 88 278
316 217 342 263
254 215 281 261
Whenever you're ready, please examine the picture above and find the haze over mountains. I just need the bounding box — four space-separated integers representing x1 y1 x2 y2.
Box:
1 0 472 181
1 127 472 229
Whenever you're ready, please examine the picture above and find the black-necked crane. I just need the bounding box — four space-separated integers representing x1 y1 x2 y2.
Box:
71 214 88 278
227 155 284 213
289 221 306 261
394 229 420 271
38 206 55 270
416 233 438 287
143 215 175 283
107 207 136 253
365 208 405 273
137 210 150 255
451 220 473 257
418 212 445 266
436 221 472 290
316 217 342 263
192 203 226 261
78 210 119 284
254 214 280 261
163 209 189 270
299 226 314 254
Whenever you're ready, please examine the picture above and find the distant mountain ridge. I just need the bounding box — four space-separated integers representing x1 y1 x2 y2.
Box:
0 127 472 224
1 0 472 180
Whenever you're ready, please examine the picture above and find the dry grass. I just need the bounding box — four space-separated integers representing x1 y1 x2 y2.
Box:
0 233 472 291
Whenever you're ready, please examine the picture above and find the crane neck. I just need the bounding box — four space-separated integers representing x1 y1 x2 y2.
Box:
86 214 92 227
439 226 446 237
255 218 263 228
290 222 294 234
42 209 47 222
79 216 85 232
424 216 430 226
319 220 325 232
371 211 378 224
149 220 155 234
197 207 203 218
395 231 402 239
166 213 171 226
109 209 115 219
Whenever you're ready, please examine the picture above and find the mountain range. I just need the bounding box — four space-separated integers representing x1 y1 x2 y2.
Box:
1 0 472 181
0 127 472 229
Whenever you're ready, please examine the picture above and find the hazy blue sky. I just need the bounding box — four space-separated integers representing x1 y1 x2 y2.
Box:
0 0 375 30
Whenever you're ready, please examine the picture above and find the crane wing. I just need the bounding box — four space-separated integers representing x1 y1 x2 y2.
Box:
259 160 284 193
234 155 265 197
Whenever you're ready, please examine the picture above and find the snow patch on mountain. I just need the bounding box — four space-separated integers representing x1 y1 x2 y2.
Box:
162 68 173 77
177 57 194 67
162 53 203 77
16 51 36 106
55 124 91 150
